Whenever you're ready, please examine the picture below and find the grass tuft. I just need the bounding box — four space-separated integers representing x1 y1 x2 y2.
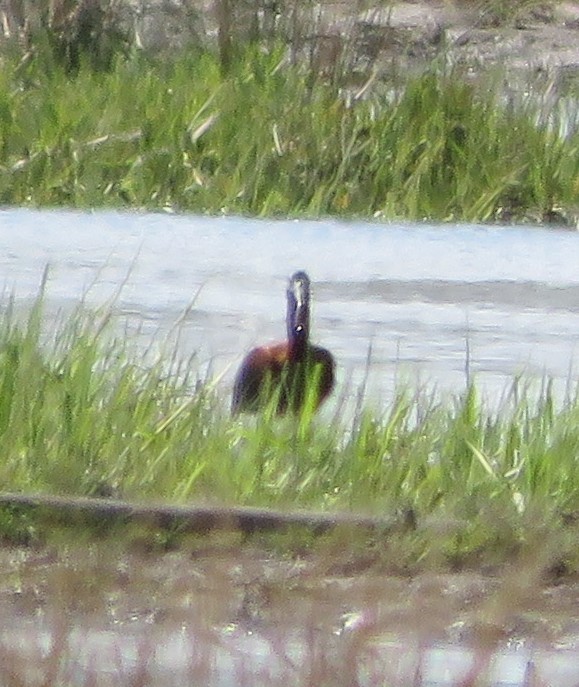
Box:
0 45 577 222
0 291 579 572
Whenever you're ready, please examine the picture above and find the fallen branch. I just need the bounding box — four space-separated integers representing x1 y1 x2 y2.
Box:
0 491 416 536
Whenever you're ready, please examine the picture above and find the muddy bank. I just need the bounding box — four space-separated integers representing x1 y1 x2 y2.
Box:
2 538 579 658
6 545 579 684
4 1 579 87
0 492 578 648
1 491 578 649
349 1 579 81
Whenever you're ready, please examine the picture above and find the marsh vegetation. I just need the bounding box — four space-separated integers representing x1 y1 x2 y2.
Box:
0 0 578 222
0 289 577 684
0 4 578 681
0 291 577 580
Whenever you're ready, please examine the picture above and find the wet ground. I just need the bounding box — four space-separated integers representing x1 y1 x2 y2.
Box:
3 539 579 686
349 0 579 81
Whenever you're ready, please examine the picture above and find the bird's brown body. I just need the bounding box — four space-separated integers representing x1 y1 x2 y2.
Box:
232 272 335 414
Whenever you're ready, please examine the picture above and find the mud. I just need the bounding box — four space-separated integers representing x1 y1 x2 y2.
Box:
353 1 579 77
2 536 579 647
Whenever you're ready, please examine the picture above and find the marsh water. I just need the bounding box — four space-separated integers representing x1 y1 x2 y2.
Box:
3 543 579 687
3 207 579 409
3 207 579 685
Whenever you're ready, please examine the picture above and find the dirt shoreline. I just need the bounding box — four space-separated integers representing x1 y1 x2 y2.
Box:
327 0 579 89
4 1 579 93
3 537 579 654
3 1 579 79
2 491 579 646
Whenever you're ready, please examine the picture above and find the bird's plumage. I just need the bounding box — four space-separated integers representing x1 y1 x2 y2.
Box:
232 271 335 414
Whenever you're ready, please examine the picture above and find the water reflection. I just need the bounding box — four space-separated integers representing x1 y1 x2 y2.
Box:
4 610 579 686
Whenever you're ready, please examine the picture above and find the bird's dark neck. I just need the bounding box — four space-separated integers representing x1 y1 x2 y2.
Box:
289 333 308 362
286 272 311 362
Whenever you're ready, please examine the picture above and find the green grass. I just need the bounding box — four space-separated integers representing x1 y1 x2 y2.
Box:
1 45 579 222
3 290 579 574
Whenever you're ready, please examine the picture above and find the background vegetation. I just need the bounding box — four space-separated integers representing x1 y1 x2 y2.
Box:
0 0 577 222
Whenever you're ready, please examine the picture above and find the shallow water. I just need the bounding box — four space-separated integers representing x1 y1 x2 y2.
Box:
2 207 579 408
5 622 578 687
3 540 579 687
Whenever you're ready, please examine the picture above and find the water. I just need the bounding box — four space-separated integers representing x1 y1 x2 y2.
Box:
4 616 579 686
2 207 579 408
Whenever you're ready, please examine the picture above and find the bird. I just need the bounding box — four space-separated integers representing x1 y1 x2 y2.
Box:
232 271 335 415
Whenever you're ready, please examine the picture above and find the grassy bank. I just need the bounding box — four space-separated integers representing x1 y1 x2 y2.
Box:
1 42 578 222
1 293 579 576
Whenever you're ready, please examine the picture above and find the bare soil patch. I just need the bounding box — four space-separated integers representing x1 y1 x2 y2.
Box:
323 0 579 89
2 538 579 666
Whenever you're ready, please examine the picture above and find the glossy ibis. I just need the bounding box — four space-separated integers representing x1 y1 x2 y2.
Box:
232 271 335 414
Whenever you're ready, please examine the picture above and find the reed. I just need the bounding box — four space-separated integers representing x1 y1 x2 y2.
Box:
0 42 578 223
0 291 576 687
0 291 578 575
